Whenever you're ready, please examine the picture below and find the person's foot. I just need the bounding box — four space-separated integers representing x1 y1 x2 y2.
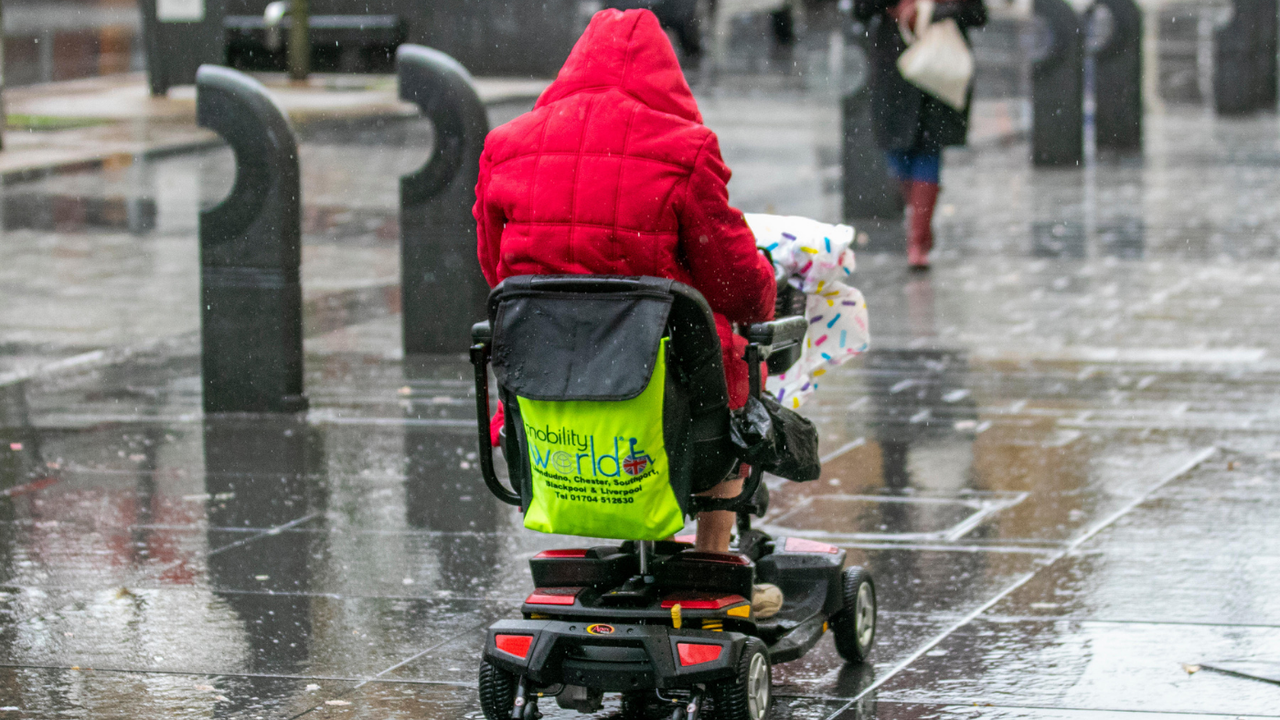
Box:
752 583 784 619
907 242 931 269
906 181 941 270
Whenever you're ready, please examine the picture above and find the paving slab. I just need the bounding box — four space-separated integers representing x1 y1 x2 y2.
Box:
828 703 1268 719
988 450 1280 627
876 619 1280 717
4 588 500 679
0 666 359 720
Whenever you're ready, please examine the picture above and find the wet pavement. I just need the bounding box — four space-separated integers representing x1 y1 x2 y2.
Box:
3 57 1280 720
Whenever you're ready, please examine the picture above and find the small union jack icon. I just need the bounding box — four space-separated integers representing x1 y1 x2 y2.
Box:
623 454 649 476
622 438 653 476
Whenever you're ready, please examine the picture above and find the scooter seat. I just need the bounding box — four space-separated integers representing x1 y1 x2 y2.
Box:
653 548 754 598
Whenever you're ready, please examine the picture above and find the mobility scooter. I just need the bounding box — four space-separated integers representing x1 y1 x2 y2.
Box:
469 276 876 720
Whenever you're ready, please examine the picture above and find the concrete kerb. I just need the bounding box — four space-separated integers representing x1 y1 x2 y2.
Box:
0 72 548 187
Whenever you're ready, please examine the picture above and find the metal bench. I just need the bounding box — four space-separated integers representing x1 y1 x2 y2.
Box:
225 14 407 73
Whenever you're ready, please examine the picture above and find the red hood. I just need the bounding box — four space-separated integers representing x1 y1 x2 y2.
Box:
535 9 702 124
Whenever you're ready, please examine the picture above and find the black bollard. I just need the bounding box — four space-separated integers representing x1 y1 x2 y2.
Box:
1091 0 1143 156
841 86 905 223
841 35 904 251
1214 0 1279 114
397 45 491 356
196 65 308 414
1256 0 1280 109
139 0 226 96
1030 0 1085 167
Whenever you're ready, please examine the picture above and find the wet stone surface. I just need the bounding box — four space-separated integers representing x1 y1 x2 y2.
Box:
2 70 1280 720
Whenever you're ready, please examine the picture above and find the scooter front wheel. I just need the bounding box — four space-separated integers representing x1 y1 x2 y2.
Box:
831 567 876 663
478 659 519 720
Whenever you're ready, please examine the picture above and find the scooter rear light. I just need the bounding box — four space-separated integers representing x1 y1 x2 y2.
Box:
677 642 724 666
495 634 534 659
534 549 589 558
525 587 583 605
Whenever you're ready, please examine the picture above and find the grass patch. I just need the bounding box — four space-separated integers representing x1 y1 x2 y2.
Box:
6 114 113 131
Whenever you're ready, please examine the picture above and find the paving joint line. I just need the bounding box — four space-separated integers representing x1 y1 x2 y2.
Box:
979 614 1280 630
832 540 1059 555
1 510 327 647
821 446 1218 720
869 698 1280 718
288 622 492 720
0 663 364 683
0 663 476 688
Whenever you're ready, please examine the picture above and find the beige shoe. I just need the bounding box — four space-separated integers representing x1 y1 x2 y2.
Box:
752 583 784 620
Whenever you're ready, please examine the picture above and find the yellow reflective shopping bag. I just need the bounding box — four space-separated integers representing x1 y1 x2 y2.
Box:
516 340 684 540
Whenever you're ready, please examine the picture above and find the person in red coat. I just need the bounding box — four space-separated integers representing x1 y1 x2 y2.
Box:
473 8 776 554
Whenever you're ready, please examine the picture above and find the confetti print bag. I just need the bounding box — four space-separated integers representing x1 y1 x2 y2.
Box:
746 214 871 409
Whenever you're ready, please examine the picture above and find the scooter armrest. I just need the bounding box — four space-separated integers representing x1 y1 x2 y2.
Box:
745 316 807 349
469 338 522 507
472 320 492 345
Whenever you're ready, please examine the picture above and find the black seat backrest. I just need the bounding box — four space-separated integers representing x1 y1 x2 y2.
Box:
487 275 737 512
488 275 729 410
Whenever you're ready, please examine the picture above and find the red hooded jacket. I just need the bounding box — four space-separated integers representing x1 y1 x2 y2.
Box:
478 7 773 415
474 9 776 415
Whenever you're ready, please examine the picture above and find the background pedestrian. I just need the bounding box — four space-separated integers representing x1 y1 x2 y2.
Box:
853 0 986 269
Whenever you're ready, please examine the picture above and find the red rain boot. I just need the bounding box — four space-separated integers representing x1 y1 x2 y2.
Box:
907 181 940 270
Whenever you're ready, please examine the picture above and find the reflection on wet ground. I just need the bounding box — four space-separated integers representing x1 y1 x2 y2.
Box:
2 93 1280 718
1 194 156 234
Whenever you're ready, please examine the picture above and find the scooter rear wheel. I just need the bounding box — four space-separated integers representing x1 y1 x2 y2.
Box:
710 637 771 720
478 659 519 720
831 567 876 663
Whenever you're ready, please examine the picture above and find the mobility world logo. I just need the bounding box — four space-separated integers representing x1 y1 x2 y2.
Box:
525 424 656 479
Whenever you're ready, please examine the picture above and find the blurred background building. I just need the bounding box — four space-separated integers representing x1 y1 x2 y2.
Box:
0 0 1249 111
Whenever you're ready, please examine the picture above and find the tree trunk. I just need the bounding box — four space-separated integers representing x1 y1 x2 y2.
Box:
287 0 310 81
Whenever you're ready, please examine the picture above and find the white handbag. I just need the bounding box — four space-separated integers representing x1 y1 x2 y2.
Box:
896 0 975 111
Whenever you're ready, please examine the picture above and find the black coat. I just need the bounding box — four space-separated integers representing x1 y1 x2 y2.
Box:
852 0 987 152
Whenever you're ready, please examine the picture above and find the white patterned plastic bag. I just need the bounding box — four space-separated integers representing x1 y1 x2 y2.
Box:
745 214 871 409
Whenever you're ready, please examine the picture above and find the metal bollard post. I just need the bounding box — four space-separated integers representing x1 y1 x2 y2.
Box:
1031 0 1085 167
140 0 227 96
196 65 308 414
1213 0 1278 114
397 45 490 355
1091 0 1143 156
841 85 904 222
1254 0 1280 109
841 34 903 242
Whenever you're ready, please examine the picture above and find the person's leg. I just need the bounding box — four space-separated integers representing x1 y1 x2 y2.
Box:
693 474 744 552
905 151 941 269
693 470 784 617
885 150 914 214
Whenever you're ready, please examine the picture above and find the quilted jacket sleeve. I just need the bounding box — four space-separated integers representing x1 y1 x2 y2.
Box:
676 132 777 325
473 147 504 288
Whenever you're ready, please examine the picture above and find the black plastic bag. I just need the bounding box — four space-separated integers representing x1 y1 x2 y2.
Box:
730 395 822 482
